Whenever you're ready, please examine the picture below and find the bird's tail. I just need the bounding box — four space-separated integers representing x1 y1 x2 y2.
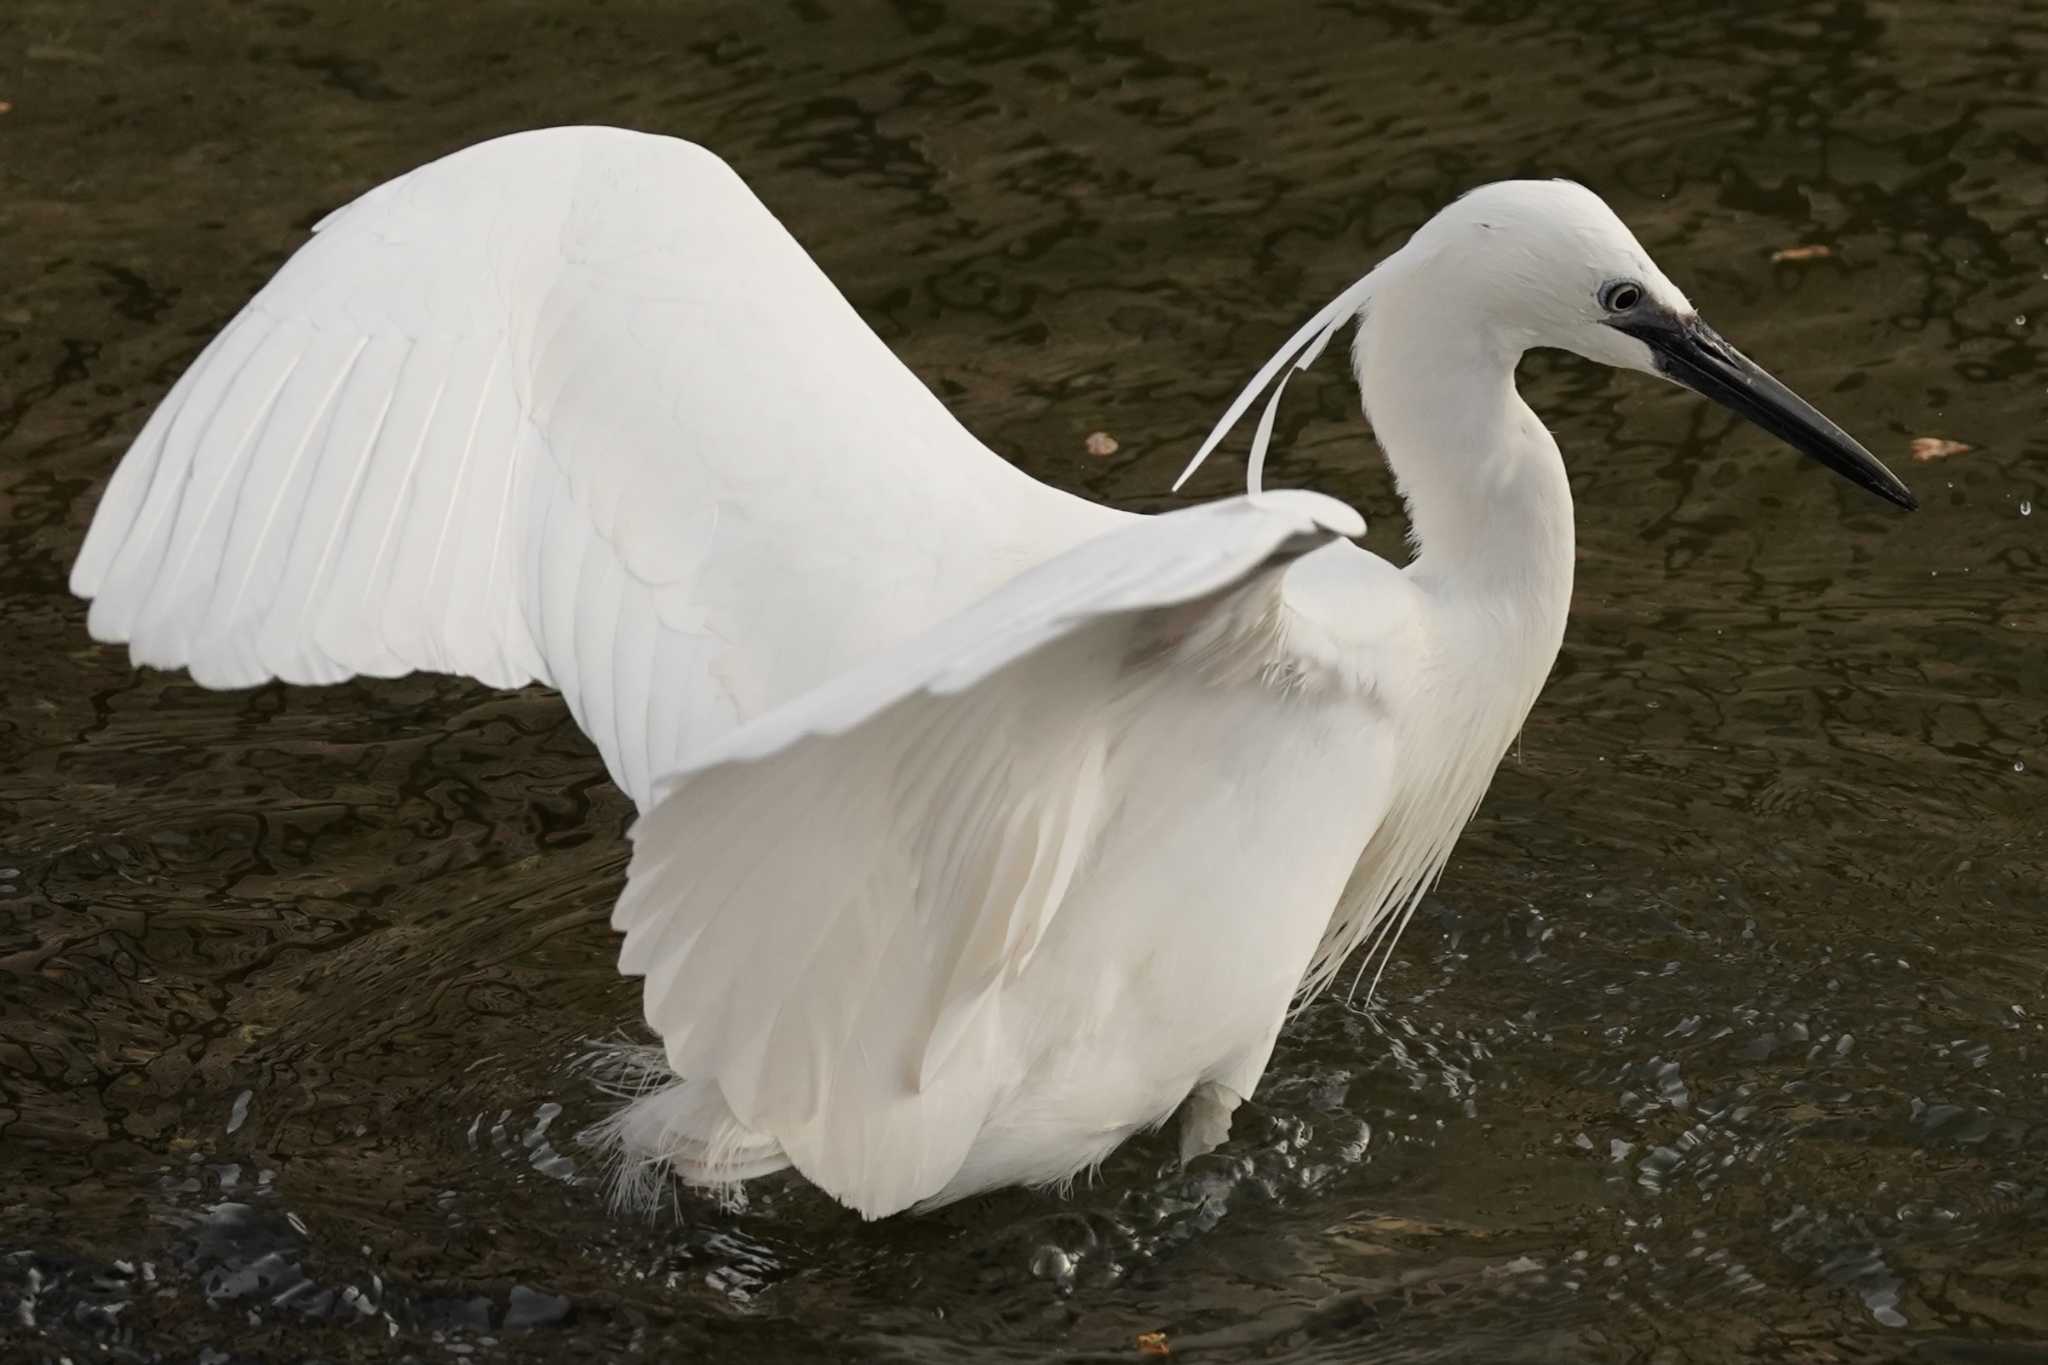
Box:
575 1042 790 1215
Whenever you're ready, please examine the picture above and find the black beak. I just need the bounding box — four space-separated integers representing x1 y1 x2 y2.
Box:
1610 311 1917 511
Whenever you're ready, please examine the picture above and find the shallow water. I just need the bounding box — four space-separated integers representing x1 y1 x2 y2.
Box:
3 0 2046 1360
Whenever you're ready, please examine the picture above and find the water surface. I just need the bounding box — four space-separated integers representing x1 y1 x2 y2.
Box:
2 1 2045 1360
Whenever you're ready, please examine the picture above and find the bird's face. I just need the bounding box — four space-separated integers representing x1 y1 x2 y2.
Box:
1425 181 1917 510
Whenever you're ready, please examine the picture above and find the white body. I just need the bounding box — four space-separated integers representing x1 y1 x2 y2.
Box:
71 127 1675 1218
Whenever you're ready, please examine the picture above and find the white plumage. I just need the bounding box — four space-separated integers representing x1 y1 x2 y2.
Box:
612 491 1391 1216
71 126 1912 1219
73 126 1119 806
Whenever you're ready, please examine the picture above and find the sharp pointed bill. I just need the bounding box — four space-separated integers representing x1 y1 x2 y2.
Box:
1608 309 1918 511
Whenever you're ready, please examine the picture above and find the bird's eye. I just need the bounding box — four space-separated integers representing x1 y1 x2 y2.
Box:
1600 280 1644 313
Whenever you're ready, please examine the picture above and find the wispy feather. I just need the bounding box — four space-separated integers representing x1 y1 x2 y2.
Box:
1172 267 1380 495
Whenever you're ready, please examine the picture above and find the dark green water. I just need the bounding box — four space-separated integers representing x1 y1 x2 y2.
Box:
3 1 2045 1360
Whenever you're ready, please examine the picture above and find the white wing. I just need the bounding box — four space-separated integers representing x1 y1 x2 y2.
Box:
70 126 1119 806
611 491 1365 1217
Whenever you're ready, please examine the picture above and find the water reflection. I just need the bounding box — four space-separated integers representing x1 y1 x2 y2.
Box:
3 0 2046 1360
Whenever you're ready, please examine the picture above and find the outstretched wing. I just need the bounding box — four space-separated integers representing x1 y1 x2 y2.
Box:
611 491 1365 1217
70 125 1117 806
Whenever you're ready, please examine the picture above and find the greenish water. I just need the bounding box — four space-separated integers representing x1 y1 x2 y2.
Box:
2 1 2045 1360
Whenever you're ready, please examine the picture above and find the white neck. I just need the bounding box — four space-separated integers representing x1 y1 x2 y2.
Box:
1346 276 1577 733
1353 285 1576 622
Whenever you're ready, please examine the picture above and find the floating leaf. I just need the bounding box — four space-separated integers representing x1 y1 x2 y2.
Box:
0 101 13 115
1770 244 1833 263
1136 1331 1171 1356
1084 431 1119 458
1909 437 1971 462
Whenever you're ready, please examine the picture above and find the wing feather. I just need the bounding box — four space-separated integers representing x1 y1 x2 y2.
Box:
313 333 456 680
380 341 495 674
77 311 273 621
607 573 658 809
130 330 307 672
256 332 409 684
196 331 371 686
571 528 627 788
420 345 507 676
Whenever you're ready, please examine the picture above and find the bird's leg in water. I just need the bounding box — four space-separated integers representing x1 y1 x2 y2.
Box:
1178 1081 1244 1163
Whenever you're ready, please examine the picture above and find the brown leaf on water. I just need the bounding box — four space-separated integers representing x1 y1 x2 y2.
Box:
1770 244 1833 263
1136 1331 1171 1356
1910 437 1972 462
0 101 13 115
1084 431 1120 458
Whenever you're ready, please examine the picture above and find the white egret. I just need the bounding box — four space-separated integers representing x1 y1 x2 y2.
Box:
70 126 1915 1220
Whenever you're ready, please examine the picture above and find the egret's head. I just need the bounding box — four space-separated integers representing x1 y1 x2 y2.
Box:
1176 180 1915 509
1399 180 1691 371
1393 179 1916 510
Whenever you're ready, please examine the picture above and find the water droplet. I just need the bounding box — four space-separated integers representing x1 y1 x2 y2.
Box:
2022 500 2034 516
